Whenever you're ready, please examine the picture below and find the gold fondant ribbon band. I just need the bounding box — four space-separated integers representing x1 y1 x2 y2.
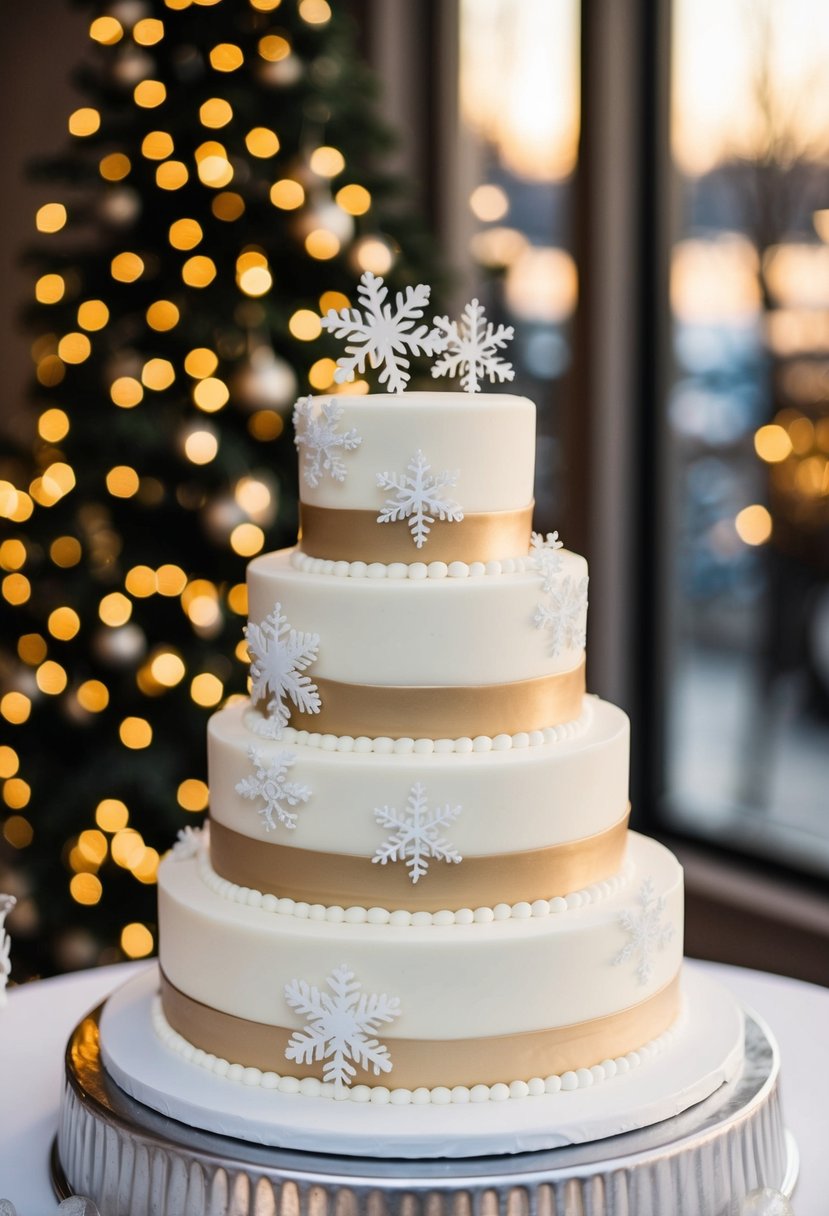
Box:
209 810 630 912
159 972 680 1089
299 502 534 564
286 658 586 738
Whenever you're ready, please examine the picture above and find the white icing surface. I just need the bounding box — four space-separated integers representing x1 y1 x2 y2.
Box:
151 992 681 1103
290 550 535 579
208 697 630 857
296 393 535 512
247 547 588 685
196 841 634 923
157 832 683 1039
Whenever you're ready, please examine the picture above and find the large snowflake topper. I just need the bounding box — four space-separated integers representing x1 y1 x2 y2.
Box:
373 782 463 884
293 396 362 488
235 746 311 832
0 894 16 1006
171 825 207 861
376 450 464 549
431 298 515 393
533 575 588 656
529 530 564 593
284 964 401 1089
320 271 441 394
245 603 321 736
612 878 674 985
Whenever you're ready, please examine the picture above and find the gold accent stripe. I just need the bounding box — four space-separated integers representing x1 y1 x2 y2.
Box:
299 502 534 564
159 972 681 1089
286 658 586 738
209 810 631 912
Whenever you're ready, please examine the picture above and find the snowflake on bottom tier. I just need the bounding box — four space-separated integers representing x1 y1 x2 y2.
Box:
284 964 401 1089
235 746 311 832
373 782 463 883
431 298 515 393
171 825 207 861
244 603 321 737
612 878 674 985
321 271 441 394
529 530 564 592
293 396 361 488
533 575 588 656
376 450 463 549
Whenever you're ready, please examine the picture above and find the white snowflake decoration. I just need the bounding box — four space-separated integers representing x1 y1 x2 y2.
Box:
529 530 564 593
533 575 588 656
376 450 464 549
245 603 321 737
612 878 674 985
235 746 311 832
171 825 207 861
431 298 514 393
321 271 441 393
284 964 401 1089
373 782 463 884
0 894 16 1006
293 396 362 488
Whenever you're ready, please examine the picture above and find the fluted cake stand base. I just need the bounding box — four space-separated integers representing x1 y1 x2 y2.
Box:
54 964 795 1214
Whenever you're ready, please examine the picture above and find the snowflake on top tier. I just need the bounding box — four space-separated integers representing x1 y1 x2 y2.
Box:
235 746 311 832
612 878 674 986
245 603 321 737
431 298 515 393
529 530 564 593
0 894 16 1006
320 271 441 393
284 964 401 1090
293 396 362 488
376 450 463 549
533 575 588 656
373 782 463 884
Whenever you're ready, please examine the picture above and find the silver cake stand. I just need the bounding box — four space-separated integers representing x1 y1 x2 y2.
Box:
53 1001 797 1216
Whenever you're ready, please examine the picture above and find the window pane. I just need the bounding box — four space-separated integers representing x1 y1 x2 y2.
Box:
459 0 579 526
666 0 829 872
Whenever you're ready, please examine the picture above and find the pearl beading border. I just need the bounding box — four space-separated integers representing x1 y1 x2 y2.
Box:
196 844 633 926
245 697 593 755
152 995 684 1105
291 549 537 580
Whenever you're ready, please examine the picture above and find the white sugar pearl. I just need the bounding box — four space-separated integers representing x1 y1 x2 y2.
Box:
227 1063 245 1082
470 1084 491 1103
565 891 584 910
409 562 428 580
576 1068 593 1088
474 906 494 924
349 561 367 578
509 1080 529 1099
560 1071 579 1092
528 1077 546 1097
448 562 469 578
354 737 373 753
367 563 386 579
549 897 568 914
601 1058 617 1079
193 1049 206 1066
299 1076 322 1096
261 894 278 912
293 902 310 918
490 1083 510 1102
529 731 545 746
469 562 486 576
389 909 412 927
344 906 367 924
367 907 390 925
492 734 512 751
615 1056 630 1074
308 904 326 921
374 737 394 754
493 903 512 921
455 737 473 754
390 1088 412 1105
370 1086 391 1104
321 734 338 751
451 1086 470 1103
472 735 492 752
431 1086 452 1105
454 908 474 925
393 737 415 754
411 911 432 927
262 1072 280 1089
214 1059 230 1077
323 560 335 575
334 561 350 578
591 1064 606 1083
512 732 529 749
307 733 321 748
311 558 324 573
350 1085 371 1103
434 738 455 753
327 905 345 923
337 736 355 752
626 1051 640 1068
427 561 448 579
484 560 502 575
531 900 550 918
512 901 532 920
278 1075 301 1093
433 910 455 926
413 738 435 754
412 1087 431 1105
387 563 408 579
277 898 296 916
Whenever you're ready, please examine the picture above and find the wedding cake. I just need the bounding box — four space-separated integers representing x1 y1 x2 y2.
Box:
153 276 685 1104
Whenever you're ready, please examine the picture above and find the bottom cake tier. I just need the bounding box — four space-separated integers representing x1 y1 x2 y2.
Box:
157 831 683 1097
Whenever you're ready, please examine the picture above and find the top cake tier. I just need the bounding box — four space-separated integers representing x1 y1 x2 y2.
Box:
295 392 535 565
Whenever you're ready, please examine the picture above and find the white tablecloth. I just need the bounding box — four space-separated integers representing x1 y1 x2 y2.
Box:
1 959 827 1213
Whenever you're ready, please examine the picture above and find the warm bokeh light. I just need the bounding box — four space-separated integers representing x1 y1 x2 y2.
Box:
51 536 82 567
305 229 340 260
134 80 167 108
1 692 31 724
289 309 322 341
126 566 157 597
190 672 224 706
755 424 794 463
146 299 180 331
470 183 509 222
110 376 144 408
111 252 145 283
335 184 371 216
269 179 304 210
141 130 175 160
184 428 219 464
36 203 67 233
200 97 233 127
100 152 131 181
504 246 578 323
68 107 101 137
36 660 68 695
156 161 189 190
0 540 26 570
38 408 70 442
299 0 331 24
119 717 153 749
121 923 154 958
248 410 284 441
210 43 244 71
258 34 291 61
99 592 132 626
3 573 30 605
78 680 109 713
238 265 273 297
58 332 92 364
246 127 280 157
18 634 46 665
70 873 102 906
0 748 19 779
227 583 248 615
157 564 188 596
182 255 217 287
169 218 203 250
184 347 219 378
106 465 140 498
735 504 773 545
89 15 123 44
48 606 81 641
309 146 345 177
212 191 245 221
3 779 31 810
352 236 394 276
151 650 186 687
178 778 209 811
77 299 110 331
134 17 165 45
230 522 265 556
96 798 129 831
3 816 33 848
142 357 176 390
193 376 229 411
35 274 65 305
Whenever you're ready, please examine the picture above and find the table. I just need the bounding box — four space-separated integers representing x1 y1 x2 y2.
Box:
1 959 827 1214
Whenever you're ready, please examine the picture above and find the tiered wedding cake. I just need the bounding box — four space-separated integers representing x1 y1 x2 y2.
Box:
154 278 685 1104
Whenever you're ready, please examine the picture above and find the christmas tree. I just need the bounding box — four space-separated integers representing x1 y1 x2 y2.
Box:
0 0 439 979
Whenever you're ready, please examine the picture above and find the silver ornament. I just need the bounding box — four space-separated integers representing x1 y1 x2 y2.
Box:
108 0 149 26
231 347 297 413
111 48 155 87
258 54 303 88
201 494 247 545
293 198 354 245
92 623 146 667
98 187 141 228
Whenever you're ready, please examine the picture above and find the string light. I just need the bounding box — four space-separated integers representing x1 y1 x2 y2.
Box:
119 717 153 749
3 574 30 605
269 179 304 209
0 540 26 570
192 376 229 411
150 650 186 686
133 850 160 883
309 146 344 178
70 873 102 906
133 18 165 45
182 256 217 287
735 504 772 546
184 428 219 464
95 798 128 831
99 592 132 626
209 43 244 72
181 579 220 627
200 98 233 128
41 462 75 501
58 332 92 363
0 748 20 779
235 477 271 517
227 583 248 614
299 0 331 22
156 161 189 190
111 252 145 282
125 566 156 597
235 638 250 662
248 411 284 441
197 154 233 188
245 128 280 158
141 358 176 390
121 924 154 957
48 607 81 640
190 672 223 706
146 300 180 331
110 376 144 408
77 300 110 331
35 274 65 304
251 0 282 11
354 236 394 275
77 680 109 712
78 830 107 866
289 309 322 340
134 80 167 108
755 424 793 463
3 779 31 809
141 131 174 160
258 34 291 61
169 218 203 250
3 817 33 848
89 15 123 44
184 348 218 378
100 153 131 181
230 522 265 556
106 466 140 498
36 203 67 233
336 184 371 216
1 692 31 724
308 357 337 389
50 536 82 567
36 660 68 695
212 192 244 221
157 564 187 596
17 633 45 664
305 229 340 260
177 778 209 811
320 290 350 313
36 355 65 386
68 108 101 137
112 829 145 868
